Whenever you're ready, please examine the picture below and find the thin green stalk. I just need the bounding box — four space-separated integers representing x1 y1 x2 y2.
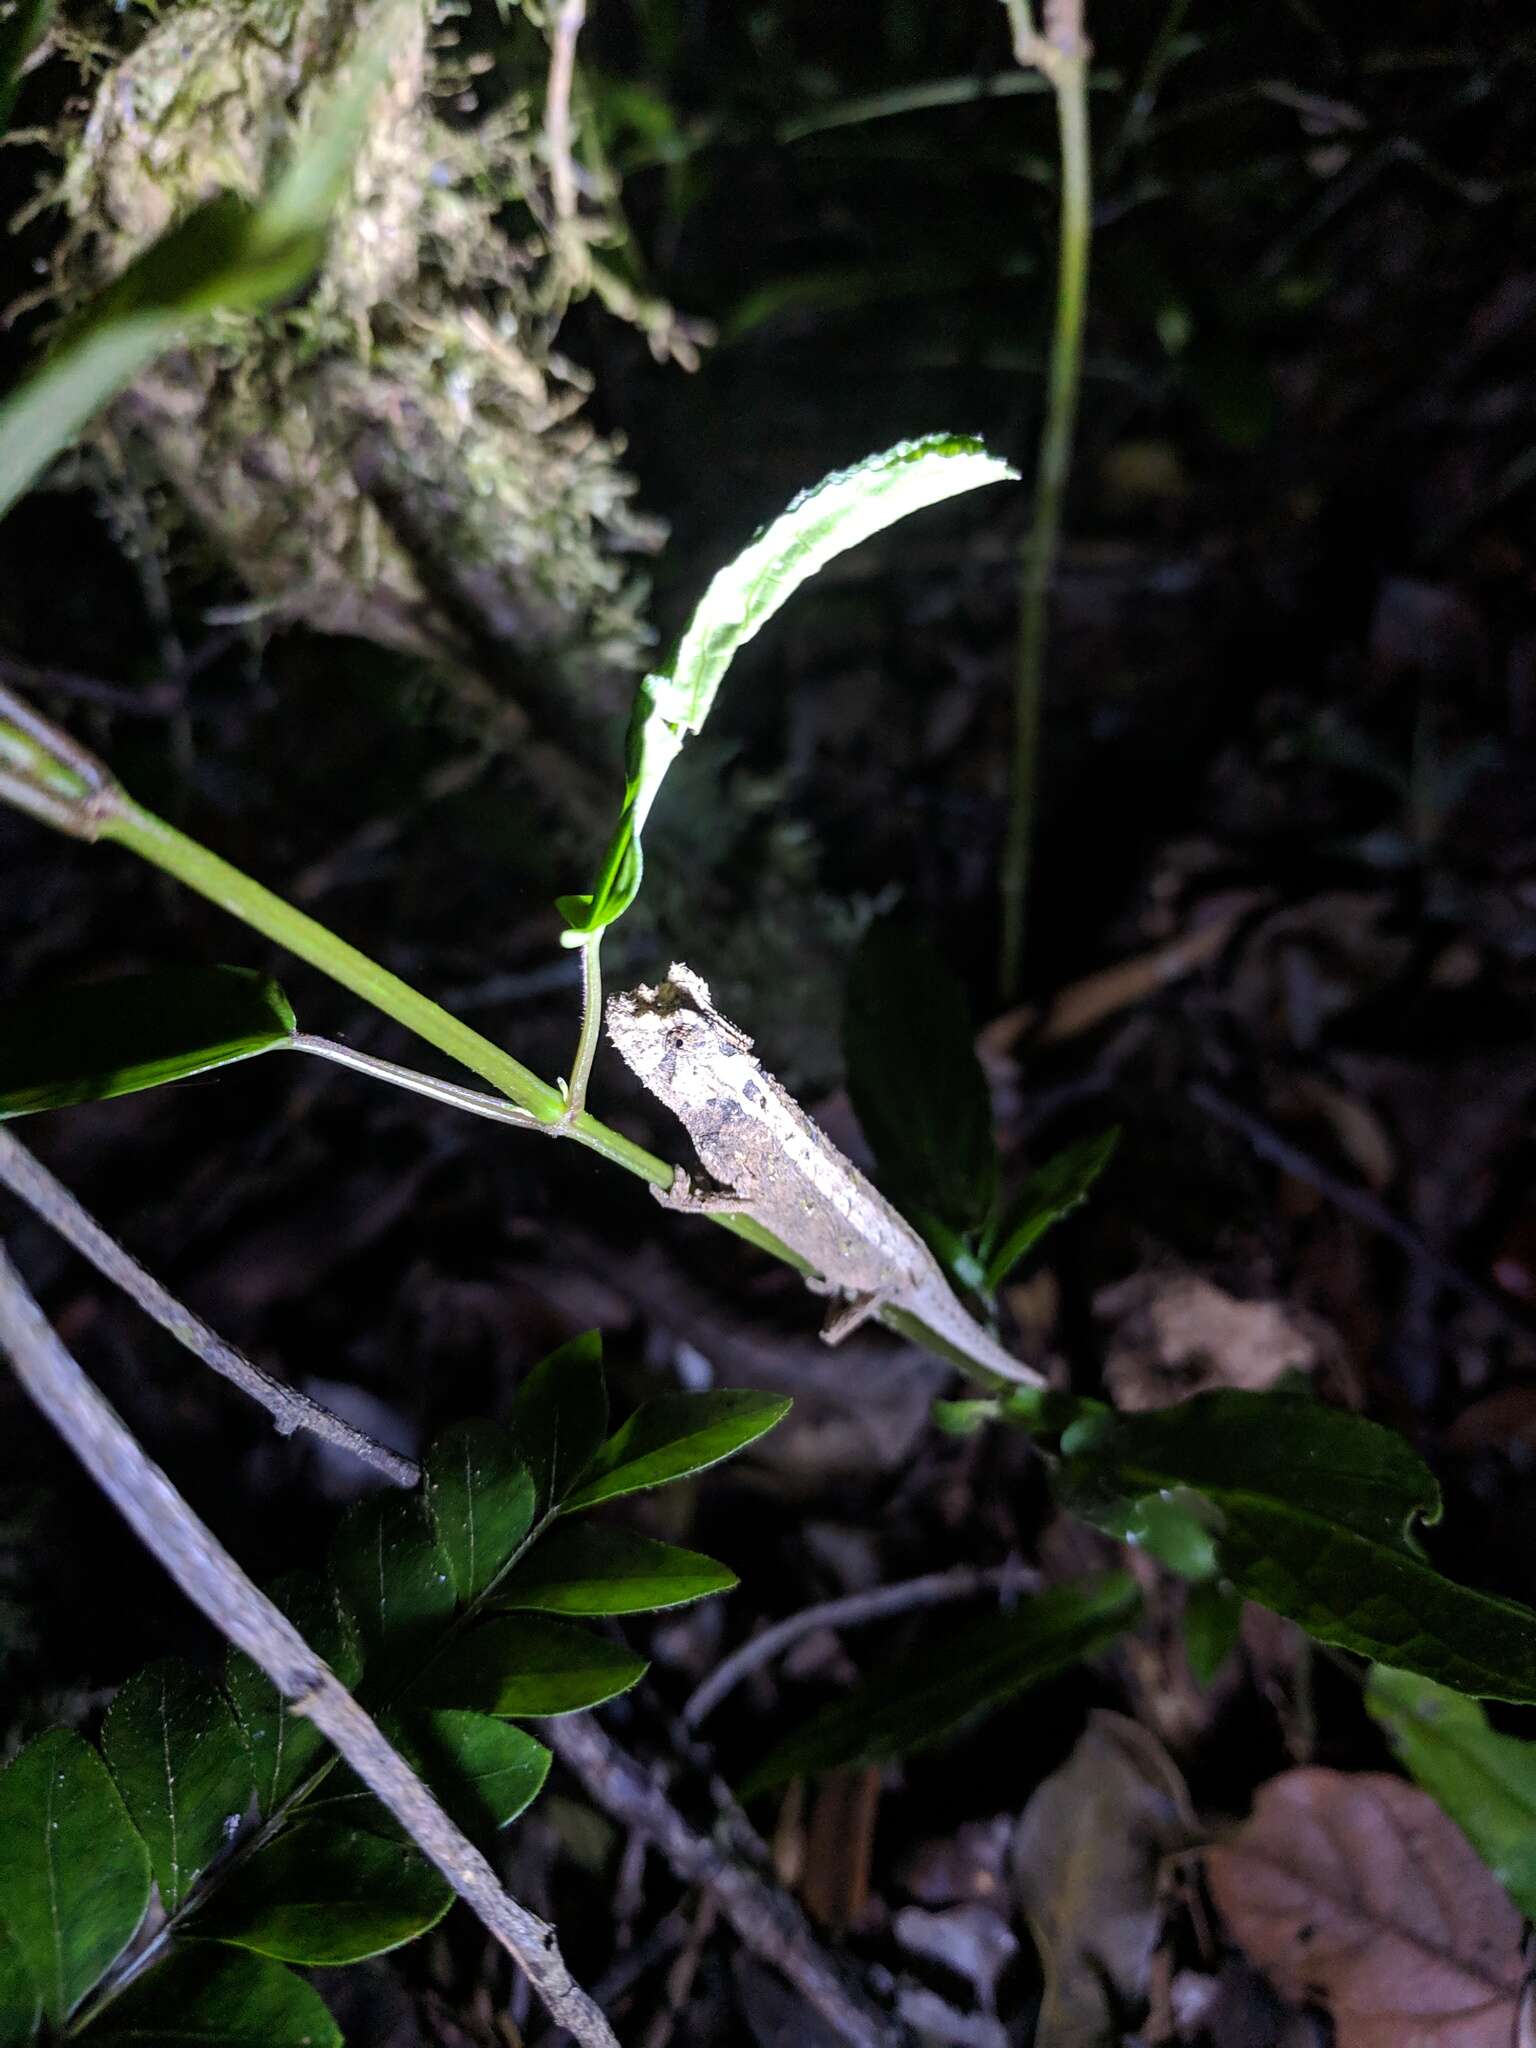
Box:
561 932 604 1118
999 5 1092 999
1 685 1029 1385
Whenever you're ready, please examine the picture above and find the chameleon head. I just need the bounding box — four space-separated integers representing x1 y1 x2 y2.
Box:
605 962 755 1099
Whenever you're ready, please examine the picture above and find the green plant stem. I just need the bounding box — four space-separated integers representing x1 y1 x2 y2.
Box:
14 776 1025 1387
562 932 604 1118
999 21 1092 999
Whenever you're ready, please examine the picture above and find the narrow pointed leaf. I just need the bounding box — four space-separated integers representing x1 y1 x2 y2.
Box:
0 969 295 1119
983 1128 1121 1289
81 1948 341 2047
498 1522 737 1616
328 1492 455 1676
190 1822 451 1964
505 1331 608 1516
843 915 997 1237
101 1659 253 1913
1061 1391 1536 1699
0 1730 150 2023
426 1421 536 1602
1367 1665 1536 1917
563 1390 791 1512
562 435 1018 935
420 1614 646 1718
226 1573 360 1816
0 29 393 522
741 1573 1142 1796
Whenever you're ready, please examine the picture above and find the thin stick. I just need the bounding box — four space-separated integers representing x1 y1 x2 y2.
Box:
545 1716 913 2048
1189 1081 1536 1345
681 1560 1038 1730
998 0 1092 998
0 1244 618 2048
292 1034 543 1133
0 1127 418 1486
546 0 587 225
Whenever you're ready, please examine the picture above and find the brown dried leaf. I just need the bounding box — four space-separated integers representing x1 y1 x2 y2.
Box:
1205 1769 1524 2048
1013 1710 1195 2046
1096 1270 1321 1410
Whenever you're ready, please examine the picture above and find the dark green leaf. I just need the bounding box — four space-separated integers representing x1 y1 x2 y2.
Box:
561 436 1017 937
226 1574 360 1816
1366 1665 1536 1917
190 1822 450 1965
983 1129 1120 1289
420 1615 647 1718
393 1712 550 1844
1062 1392 1536 1699
291 1710 550 1855
843 916 997 1237
0 1923 38 2048
101 1659 253 1913
499 1522 736 1615
426 1421 536 1602
563 1390 791 1512
0 969 294 1119
0 1730 150 2023
80 1948 341 2047
741 1573 1142 1796
0 0 50 136
506 1331 608 1516
1184 1580 1244 1687
328 1492 455 1676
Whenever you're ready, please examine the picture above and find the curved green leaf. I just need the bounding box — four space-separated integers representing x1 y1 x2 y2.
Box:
506 1331 609 1517
328 1493 455 1677
1367 1664 1536 1916
0 1923 38 2048
843 915 998 1239
393 1712 550 1844
0 968 295 1119
419 1614 646 1718
101 1660 253 1914
983 1128 1121 1289
741 1572 1141 1796
0 1730 150 2023
426 1422 536 1603
80 1948 341 2047
226 1573 361 1817
561 436 1017 936
563 1390 791 1512
0 32 392 523
190 1822 451 1965
1061 1392 1536 1699
498 1522 737 1615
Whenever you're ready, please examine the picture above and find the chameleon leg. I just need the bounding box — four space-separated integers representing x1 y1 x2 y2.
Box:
819 1291 885 1344
652 1166 748 1214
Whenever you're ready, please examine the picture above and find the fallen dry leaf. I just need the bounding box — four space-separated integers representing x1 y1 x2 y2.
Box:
1013 1710 1195 2046
1205 1769 1524 2048
1095 1270 1324 1410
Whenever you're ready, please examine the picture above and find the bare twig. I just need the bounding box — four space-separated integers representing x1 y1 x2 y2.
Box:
1189 1080 1536 1346
0 1243 618 2048
0 1127 419 1485
545 1716 915 2048
682 1561 1038 1730
546 0 588 226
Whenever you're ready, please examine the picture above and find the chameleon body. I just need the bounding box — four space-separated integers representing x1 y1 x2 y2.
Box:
605 964 1042 1387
